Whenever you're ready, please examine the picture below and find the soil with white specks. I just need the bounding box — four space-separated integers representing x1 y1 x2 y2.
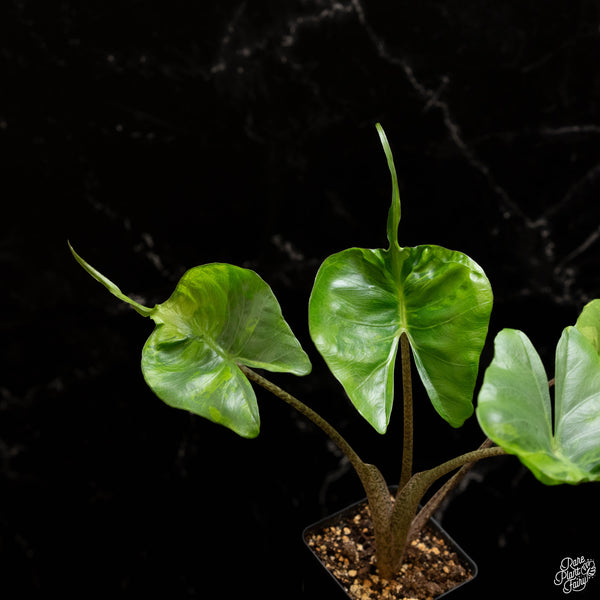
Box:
305 498 473 600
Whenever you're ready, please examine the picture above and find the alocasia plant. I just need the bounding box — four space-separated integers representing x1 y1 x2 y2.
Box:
70 125 600 581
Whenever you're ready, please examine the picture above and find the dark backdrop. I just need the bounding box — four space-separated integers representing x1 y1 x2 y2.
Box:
3 1 600 598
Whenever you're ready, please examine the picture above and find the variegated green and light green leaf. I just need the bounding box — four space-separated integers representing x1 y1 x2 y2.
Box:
70 245 311 438
476 324 600 485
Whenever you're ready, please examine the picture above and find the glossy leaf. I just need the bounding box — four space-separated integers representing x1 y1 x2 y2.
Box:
143 263 311 438
308 125 493 433
70 246 311 438
575 299 600 354
476 327 600 485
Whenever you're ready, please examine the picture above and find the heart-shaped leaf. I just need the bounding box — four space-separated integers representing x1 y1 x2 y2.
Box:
70 245 311 438
143 263 311 438
476 326 600 485
308 125 493 433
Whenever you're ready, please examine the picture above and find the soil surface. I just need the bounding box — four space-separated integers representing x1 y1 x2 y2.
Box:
305 499 473 600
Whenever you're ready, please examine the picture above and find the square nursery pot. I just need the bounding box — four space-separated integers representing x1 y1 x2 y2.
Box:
303 489 477 600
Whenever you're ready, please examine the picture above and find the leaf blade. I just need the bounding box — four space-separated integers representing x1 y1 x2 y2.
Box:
141 322 261 438
72 249 311 438
477 326 600 485
554 326 600 481
145 263 311 437
309 244 492 432
309 248 401 433
476 329 554 469
401 245 493 427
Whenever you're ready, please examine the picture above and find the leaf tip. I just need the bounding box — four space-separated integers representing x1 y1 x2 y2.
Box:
374 123 401 252
69 241 154 317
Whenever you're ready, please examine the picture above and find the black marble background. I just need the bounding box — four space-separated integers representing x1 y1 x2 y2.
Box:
3 1 600 598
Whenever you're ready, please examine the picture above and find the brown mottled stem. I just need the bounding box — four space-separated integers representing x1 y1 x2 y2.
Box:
408 438 495 539
238 365 396 575
238 365 508 580
239 365 365 472
388 444 507 572
398 332 413 491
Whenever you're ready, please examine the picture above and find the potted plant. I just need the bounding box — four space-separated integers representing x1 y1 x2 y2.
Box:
69 125 600 599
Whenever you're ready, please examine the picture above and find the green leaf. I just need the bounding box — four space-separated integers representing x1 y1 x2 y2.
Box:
70 245 311 438
476 327 600 485
554 326 600 481
475 329 554 482
575 299 600 354
143 263 311 438
309 246 492 433
308 125 492 433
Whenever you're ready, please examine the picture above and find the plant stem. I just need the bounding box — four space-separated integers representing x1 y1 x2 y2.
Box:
398 332 413 491
412 445 506 507
238 365 396 571
408 438 494 539
238 365 508 580
239 365 364 471
387 443 506 573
